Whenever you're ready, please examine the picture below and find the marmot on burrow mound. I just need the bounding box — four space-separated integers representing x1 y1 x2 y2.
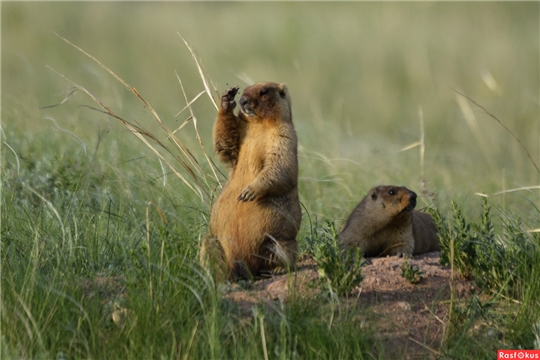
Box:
202 82 301 280
339 185 440 257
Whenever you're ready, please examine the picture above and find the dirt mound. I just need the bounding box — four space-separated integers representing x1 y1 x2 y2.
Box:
224 253 475 359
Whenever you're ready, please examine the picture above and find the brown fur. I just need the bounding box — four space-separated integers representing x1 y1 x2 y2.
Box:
202 82 301 279
339 185 440 257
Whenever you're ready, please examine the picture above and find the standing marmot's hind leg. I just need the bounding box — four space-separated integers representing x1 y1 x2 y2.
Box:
262 235 298 274
231 260 255 281
200 236 227 280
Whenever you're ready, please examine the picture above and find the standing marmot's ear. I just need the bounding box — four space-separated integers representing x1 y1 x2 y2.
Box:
371 192 377 201
278 83 288 97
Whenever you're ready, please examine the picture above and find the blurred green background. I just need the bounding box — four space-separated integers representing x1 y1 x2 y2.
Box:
3 2 539 222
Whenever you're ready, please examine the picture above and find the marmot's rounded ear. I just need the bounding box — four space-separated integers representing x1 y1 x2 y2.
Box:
278 83 288 97
371 192 377 201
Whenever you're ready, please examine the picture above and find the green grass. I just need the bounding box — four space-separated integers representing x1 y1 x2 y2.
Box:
2 2 540 359
305 220 364 296
431 198 540 356
400 260 424 284
1 153 380 358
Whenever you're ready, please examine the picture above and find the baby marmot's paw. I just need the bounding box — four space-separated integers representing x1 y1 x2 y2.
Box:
221 86 239 111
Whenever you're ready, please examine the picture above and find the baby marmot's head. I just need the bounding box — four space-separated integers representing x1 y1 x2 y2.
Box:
238 82 291 123
369 186 417 217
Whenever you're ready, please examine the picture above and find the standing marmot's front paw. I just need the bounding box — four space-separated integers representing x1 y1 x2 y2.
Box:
238 186 258 202
221 86 240 111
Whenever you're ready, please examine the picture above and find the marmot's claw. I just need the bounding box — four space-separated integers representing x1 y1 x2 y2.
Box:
222 86 240 111
238 186 257 202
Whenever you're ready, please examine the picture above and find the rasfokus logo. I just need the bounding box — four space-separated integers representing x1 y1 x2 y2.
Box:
498 350 540 359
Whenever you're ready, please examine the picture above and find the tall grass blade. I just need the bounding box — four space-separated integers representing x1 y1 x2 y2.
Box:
454 89 540 175
179 34 219 111
44 64 209 203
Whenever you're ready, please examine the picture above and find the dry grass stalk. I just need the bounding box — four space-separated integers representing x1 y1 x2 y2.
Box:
492 185 540 196
178 34 219 111
399 106 425 178
175 72 223 190
47 33 223 205
453 89 540 175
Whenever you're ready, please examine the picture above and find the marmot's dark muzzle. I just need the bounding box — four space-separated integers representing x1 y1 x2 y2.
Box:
406 191 417 211
239 96 255 117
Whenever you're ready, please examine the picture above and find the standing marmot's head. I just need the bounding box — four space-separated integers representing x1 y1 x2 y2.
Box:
238 82 292 123
367 185 417 219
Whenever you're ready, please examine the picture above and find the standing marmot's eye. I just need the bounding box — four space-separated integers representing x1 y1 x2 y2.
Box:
260 88 269 96
388 189 396 195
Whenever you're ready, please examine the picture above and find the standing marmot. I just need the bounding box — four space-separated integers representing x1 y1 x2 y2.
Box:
339 185 440 257
203 82 301 279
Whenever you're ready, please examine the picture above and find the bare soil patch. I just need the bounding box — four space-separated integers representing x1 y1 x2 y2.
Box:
224 252 476 359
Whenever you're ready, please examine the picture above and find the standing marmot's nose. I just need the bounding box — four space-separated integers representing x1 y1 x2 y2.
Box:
239 96 255 117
